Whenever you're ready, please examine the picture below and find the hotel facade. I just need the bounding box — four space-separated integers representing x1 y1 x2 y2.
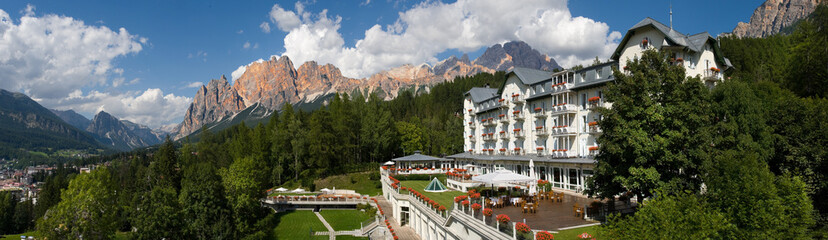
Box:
379 18 731 240
449 17 731 193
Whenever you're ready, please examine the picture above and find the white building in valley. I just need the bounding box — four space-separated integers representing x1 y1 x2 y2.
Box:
450 17 731 193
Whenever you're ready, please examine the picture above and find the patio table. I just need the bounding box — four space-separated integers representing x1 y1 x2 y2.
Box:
511 197 521 206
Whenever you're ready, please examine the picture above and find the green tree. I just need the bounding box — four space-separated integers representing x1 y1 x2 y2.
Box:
0 192 15 234
786 5 828 98
601 191 734 239
132 185 183 239
396 120 425 155
13 199 34 233
221 156 269 236
36 168 118 239
587 50 712 200
178 163 235 239
151 136 181 190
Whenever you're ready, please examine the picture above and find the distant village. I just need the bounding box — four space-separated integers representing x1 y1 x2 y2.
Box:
0 158 103 204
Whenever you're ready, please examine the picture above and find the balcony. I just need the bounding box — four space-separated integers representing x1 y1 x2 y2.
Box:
468 121 476 128
512 147 524 156
499 131 509 139
468 134 475 142
511 94 524 104
498 99 509 109
588 146 599 156
535 147 546 156
483 133 496 141
498 148 508 155
498 114 509 123
550 126 576 136
512 128 525 138
588 122 601 134
551 82 573 92
550 149 576 158
468 109 475 116
483 117 496 126
534 126 548 136
533 107 547 118
704 68 722 82
587 97 602 110
512 110 524 120
551 103 578 114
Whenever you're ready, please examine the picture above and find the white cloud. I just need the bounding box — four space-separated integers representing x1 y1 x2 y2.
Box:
45 88 192 128
236 29 243 34
231 65 247 82
0 7 143 99
184 82 203 88
361 0 371 6
243 41 251 49
269 3 302 31
268 0 621 78
259 21 271 33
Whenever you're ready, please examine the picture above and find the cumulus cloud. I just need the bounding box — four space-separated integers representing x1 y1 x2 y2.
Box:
184 82 203 88
243 41 251 49
267 0 621 78
259 21 271 33
45 88 192 128
0 7 143 99
231 65 247 82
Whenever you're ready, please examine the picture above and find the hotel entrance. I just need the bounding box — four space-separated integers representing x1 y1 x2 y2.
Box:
400 206 409 226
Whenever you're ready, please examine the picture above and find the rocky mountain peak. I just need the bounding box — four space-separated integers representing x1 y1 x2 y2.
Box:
473 40 560 71
731 0 824 38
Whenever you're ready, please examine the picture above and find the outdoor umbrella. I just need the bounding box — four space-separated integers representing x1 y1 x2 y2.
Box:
529 159 537 195
274 187 288 192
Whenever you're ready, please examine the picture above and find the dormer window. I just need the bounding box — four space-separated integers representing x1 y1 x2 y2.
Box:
641 37 650 49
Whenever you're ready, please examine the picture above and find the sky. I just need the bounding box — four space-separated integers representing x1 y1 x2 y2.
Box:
0 0 764 129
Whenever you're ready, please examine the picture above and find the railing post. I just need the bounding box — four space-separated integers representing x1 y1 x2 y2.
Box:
512 222 517 240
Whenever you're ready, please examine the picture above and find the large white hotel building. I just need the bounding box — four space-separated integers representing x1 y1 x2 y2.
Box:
448 17 732 193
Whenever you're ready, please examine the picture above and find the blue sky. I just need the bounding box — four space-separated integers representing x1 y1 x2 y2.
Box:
0 0 763 128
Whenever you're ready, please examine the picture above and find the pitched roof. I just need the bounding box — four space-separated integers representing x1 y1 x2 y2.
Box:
507 67 554 85
392 152 445 161
465 87 499 103
611 18 728 69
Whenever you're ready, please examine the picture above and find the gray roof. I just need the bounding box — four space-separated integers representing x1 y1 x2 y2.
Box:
611 17 729 71
393 153 446 162
465 87 499 103
507 67 554 86
446 152 596 165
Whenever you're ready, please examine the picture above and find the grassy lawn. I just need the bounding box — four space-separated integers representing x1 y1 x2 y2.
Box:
334 236 368 240
274 210 329 240
268 192 318 197
315 172 382 196
554 225 599 240
1 231 37 240
400 180 464 208
319 210 374 231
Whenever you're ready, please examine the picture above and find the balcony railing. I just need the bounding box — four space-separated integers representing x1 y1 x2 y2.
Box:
468 109 475 115
512 148 524 155
498 114 509 123
483 133 496 141
534 126 548 136
550 149 576 158
535 147 546 156
551 103 577 113
588 146 599 157
484 117 496 126
499 131 509 139
511 94 524 104
512 129 524 138
588 124 601 134
550 126 576 136
512 110 524 120
704 69 722 81
533 108 547 118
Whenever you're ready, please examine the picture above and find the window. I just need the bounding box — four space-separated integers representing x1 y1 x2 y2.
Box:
598 90 603 100
596 69 602 79
641 37 650 49
583 116 587 132
581 94 587 108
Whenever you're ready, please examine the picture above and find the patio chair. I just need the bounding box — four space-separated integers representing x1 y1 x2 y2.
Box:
573 203 582 217
557 192 564 202
532 200 539 213
522 201 530 213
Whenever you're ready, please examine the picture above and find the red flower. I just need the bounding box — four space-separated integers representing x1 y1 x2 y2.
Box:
438 205 446 211
589 146 599 151
496 214 510 224
536 231 555 240
578 232 593 239
462 200 470 206
516 222 531 233
534 107 543 112
471 203 482 210
588 96 600 102
483 208 493 217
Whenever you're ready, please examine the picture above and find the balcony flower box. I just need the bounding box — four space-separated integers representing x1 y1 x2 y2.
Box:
481 119 487 122
623 65 629 70
488 117 494 121
468 121 472 124
534 107 543 112
676 57 684 62
468 109 472 112
513 110 521 114
468 135 472 138
499 148 506 152
710 67 720 72
513 128 522 132
498 114 505 117
512 93 520 97
498 98 504 102
588 121 598 126
488 148 494 152
536 126 544 130
642 39 648 44
589 146 599 151
481 134 486 137
536 147 544 150
468 149 473 152
499 130 505 134
514 147 522 151
487 133 494 136
588 96 600 102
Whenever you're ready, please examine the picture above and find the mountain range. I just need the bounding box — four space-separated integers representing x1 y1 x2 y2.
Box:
730 0 825 38
173 40 560 138
50 108 166 151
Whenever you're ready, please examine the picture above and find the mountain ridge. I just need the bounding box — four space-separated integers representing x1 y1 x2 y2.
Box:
731 0 824 38
174 40 560 139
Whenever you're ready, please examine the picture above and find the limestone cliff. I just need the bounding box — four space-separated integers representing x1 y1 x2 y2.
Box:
732 0 824 38
176 75 246 137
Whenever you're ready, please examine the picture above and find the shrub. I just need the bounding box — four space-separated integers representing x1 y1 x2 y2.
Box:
482 208 493 217
496 214 510 224
536 231 554 240
516 222 531 233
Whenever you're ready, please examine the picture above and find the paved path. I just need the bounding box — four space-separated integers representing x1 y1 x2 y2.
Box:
314 211 336 240
375 197 421 240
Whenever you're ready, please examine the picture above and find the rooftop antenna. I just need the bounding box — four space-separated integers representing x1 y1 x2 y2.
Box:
669 2 673 30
